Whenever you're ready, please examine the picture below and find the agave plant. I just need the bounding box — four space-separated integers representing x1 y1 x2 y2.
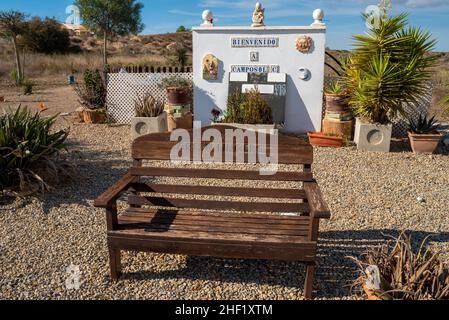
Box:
325 80 346 95
350 231 449 300
345 13 437 124
409 114 440 134
134 92 164 117
0 106 71 193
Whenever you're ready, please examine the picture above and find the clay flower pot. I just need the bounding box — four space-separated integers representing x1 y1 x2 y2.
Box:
408 131 442 154
168 112 193 131
324 93 349 113
83 109 106 124
166 86 192 105
307 132 343 148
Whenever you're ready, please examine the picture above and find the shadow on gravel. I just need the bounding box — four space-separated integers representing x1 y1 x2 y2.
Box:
38 148 131 214
121 229 449 299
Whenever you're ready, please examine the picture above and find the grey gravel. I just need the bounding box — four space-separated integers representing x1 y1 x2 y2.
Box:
1 124 448 300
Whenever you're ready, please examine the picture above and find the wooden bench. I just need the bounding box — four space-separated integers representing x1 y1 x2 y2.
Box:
94 126 330 299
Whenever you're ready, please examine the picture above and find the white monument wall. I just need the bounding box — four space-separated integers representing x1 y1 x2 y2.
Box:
193 26 327 133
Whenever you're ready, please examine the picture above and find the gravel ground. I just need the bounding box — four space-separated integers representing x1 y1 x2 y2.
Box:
1 123 448 300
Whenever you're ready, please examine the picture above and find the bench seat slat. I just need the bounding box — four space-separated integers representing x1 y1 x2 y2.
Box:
130 183 307 199
119 212 310 237
130 167 313 182
124 209 310 227
127 195 310 213
108 235 317 262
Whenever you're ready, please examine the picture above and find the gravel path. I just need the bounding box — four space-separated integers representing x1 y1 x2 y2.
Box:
1 124 448 300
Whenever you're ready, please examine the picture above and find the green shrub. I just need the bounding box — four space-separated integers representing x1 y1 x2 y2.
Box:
22 79 33 95
224 89 273 125
0 106 70 193
160 75 192 88
75 69 107 110
10 69 22 86
21 17 71 54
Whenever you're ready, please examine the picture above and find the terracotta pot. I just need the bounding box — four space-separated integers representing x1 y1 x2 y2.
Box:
307 132 343 148
408 131 442 154
83 109 106 124
166 86 192 105
325 93 349 113
73 107 85 123
362 284 382 301
168 113 193 131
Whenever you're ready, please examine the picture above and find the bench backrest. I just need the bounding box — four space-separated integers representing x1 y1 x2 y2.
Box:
128 126 314 215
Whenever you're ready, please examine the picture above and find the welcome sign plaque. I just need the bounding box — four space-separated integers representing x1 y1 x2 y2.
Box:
231 37 279 48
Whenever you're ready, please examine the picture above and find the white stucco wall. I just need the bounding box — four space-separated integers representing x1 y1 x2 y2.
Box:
192 26 327 133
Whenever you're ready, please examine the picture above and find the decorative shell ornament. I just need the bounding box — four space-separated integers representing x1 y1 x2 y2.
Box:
296 35 313 53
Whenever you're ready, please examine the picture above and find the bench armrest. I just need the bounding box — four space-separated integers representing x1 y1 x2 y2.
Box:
94 173 136 208
304 181 331 219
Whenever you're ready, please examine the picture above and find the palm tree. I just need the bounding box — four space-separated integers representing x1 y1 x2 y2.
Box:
175 48 188 67
0 10 28 83
346 13 437 124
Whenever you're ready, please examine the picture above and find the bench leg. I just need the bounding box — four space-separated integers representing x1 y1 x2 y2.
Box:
108 247 122 281
304 263 316 300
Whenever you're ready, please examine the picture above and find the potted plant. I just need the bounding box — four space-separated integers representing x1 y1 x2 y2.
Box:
74 69 107 124
307 132 343 148
215 89 275 132
408 114 442 154
160 76 193 105
345 13 437 152
324 80 349 113
131 92 168 140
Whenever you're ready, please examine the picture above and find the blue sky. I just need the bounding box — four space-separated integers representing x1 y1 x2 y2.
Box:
1 0 448 51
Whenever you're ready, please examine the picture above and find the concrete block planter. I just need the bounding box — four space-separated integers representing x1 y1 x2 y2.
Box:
408 132 442 154
131 112 168 140
354 118 392 152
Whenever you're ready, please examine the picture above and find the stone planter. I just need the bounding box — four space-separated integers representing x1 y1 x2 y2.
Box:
131 112 168 140
354 118 392 152
408 131 442 154
212 123 276 133
166 86 192 105
168 112 193 131
324 93 349 113
83 109 106 124
307 132 343 148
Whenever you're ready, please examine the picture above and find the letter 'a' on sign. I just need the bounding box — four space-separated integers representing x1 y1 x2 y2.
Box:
250 52 259 62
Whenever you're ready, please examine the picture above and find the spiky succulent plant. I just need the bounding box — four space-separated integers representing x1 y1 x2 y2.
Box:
409 114 440 134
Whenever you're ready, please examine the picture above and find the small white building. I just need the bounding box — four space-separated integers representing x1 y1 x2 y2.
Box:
192 6 327 133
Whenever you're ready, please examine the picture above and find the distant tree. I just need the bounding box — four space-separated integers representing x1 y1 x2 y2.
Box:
21 17 71 54
176 25 187 33
75 0 144 66
175 48 188 66
0 10 28 83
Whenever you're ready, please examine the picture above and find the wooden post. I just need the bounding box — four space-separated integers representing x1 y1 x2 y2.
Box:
108 247 122 281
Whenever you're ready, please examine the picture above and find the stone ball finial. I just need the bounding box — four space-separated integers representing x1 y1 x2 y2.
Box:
201 10 214 27
312 9 325 25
